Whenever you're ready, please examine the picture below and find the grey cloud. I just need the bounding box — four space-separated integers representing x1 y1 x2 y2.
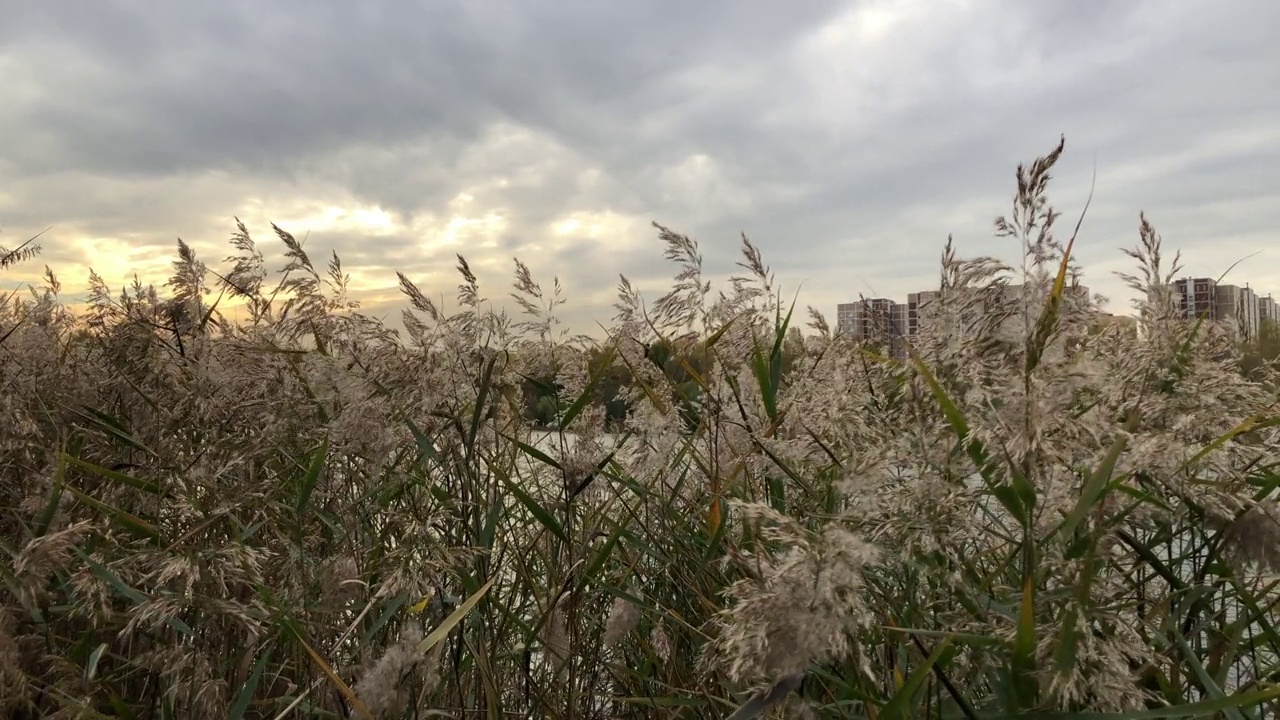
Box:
2 0 1278 331
2 1 845 177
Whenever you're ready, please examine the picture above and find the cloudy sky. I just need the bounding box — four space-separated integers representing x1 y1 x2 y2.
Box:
2 0 1277 337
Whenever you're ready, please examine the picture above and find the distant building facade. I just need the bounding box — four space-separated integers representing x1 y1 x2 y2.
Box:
841 276 1277 358
906 291 941 337
836 297 901 351
1172 277 1218 321
1172 277 1275 340
838 283 1090 359
1259 295 1278 326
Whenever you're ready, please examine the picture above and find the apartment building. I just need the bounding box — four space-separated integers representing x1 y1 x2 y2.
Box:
1172 277 1274 340
839 283 1090 359
1260 295 1278 325
835 297 901 348
1172 277 1217 320
841 276 1275 357
1217 284 1261 340
906 290 941 337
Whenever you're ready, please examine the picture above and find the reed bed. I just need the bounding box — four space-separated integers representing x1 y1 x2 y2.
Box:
2 137 1279 718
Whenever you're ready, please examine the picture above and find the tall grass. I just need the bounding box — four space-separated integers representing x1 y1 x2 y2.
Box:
2 138 1279 718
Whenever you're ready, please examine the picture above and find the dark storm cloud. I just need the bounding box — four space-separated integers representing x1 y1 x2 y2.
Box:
2 0 1278 332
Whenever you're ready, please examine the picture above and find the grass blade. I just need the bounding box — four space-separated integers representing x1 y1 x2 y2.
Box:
294 436 329 517
64 454 161 495
287 625 373 720
467 352 499 451
905 342 1027 523
880 638 955 720
1056 433 1130 542
497 469 567 543
36 444 69 537
64 486 161 543
70 405 157 457
1009 574 1040 711
228 646 272 720
418 577 496 654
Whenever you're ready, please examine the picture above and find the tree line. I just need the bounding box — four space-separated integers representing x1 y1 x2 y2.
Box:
518 328 808 432
517 314 1279 431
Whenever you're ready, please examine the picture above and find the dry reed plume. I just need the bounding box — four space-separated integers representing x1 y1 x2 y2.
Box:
1 138 1279 718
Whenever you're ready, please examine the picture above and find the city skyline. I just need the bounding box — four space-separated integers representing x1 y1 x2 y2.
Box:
837 273 1279 353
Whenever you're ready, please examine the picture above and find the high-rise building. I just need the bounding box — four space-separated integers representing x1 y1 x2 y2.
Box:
906 290 941 337
841 283 1090 359
1172 277 1218 320
1216 284 1260 340
1171 278 1273 340
843 276 1274 360
1259 295 1278 326
836 297 901 348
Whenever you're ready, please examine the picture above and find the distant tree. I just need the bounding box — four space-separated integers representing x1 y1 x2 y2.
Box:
1240 317 1280 383
779 325 806 378
587 346 633 431
521 368 563 429
644 335 712 433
